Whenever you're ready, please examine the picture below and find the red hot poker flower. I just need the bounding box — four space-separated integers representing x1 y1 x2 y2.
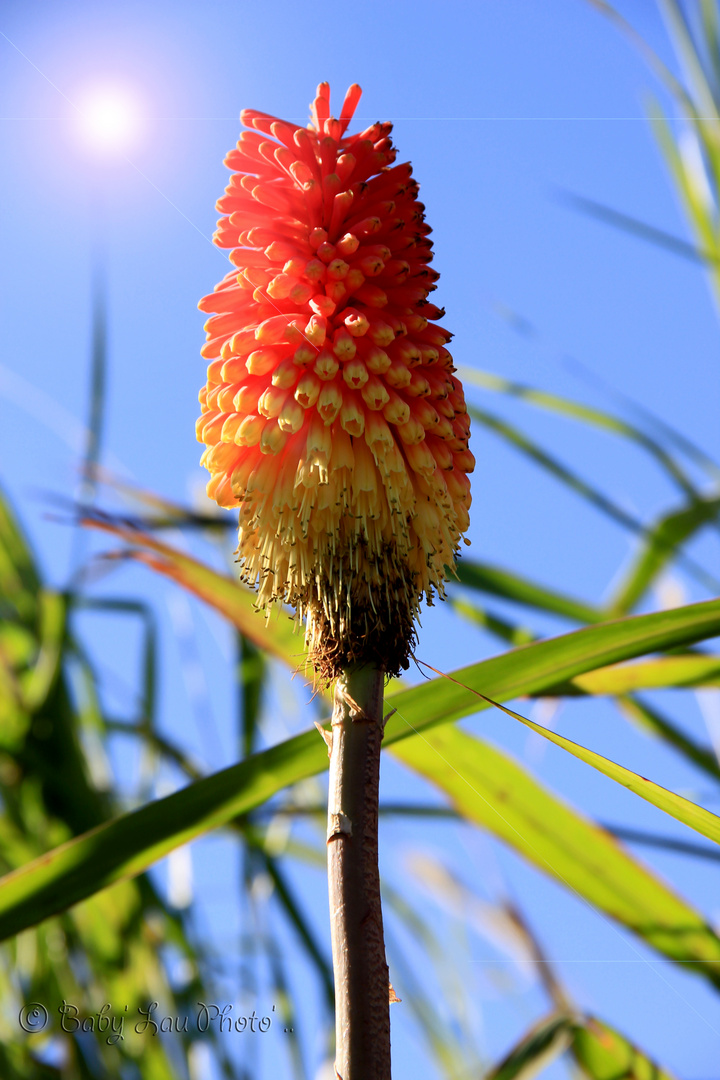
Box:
197 83 474 679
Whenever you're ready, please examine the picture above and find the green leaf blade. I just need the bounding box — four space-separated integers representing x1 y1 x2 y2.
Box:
5 596 720 956
384 598 720 742
0 728 327 941
391 727 720 982
571 1014 678 1080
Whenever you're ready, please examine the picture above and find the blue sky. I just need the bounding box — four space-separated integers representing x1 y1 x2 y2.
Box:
1 1 720 1077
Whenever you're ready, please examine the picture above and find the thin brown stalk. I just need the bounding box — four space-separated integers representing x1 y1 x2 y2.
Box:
326 664 391 1079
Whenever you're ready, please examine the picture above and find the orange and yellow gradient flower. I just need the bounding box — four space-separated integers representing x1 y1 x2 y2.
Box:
197 83 474 679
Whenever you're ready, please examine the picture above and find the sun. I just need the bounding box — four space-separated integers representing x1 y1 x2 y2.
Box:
77 89 140 153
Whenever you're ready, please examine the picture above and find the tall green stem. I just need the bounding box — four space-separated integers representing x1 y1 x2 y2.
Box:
326 664 390 1079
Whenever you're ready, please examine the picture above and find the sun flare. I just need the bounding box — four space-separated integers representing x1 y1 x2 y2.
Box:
77 89 140 152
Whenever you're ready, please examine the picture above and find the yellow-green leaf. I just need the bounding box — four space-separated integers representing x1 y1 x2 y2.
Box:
3 596 720 958
482 695 720 849
383 597 720 744
391 727 720 983
571 1014 678 1080
543 654 720 696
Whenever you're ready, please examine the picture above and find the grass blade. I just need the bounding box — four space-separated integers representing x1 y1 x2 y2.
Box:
0 488 41 621
85 516 303 667
459 367 702 501
543 654 720 696
383 598 720 741
391 726 720 984
607 497 720 614
449 596 536 646
571 1014 678 1080
253 842 334 1009
468 405 645 535
0 728 327 940
616 695 720 784
556 188 719 265
454 560 602 624
602 823 720 863
2 598 720 938
485 1014 572 1080
464 691 720 848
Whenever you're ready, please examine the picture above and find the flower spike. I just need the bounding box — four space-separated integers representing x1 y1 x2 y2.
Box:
197 83 474 680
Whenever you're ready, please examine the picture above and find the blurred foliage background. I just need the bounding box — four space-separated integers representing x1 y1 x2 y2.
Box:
1 1 720 1078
